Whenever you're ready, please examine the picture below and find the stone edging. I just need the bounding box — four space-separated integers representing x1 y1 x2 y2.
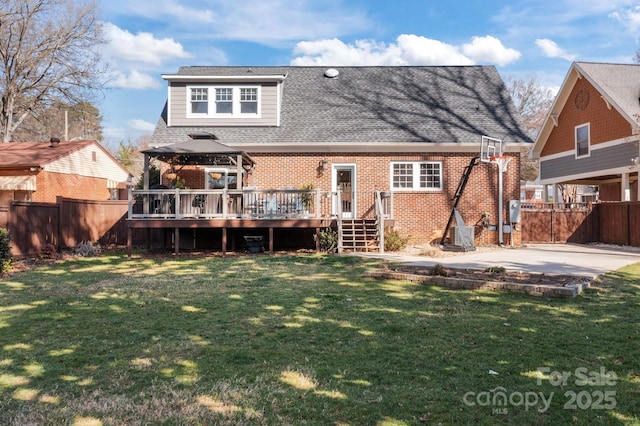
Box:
363 270 591 298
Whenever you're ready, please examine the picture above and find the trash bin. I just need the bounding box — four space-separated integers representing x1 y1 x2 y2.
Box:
244 235 264 253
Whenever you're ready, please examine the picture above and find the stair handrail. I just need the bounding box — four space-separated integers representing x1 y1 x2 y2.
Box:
374 190 385 253
336 190 343 253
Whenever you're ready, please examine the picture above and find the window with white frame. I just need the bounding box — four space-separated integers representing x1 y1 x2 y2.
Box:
205 168 239 190
187 85 260 118
215 88 233 114
391 161 442 191
575 123 590 158
190 88 208 114
240 88 258 113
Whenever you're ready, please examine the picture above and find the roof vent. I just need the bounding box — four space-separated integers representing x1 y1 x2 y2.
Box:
49 137 60 148
324 68 339 78
188 132 218 140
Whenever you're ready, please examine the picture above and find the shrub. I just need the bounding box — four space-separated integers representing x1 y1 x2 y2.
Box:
41 243 57 259
300 183 315 209
384 229 410 252
485 266 506 274
430 263 452 277
74 241 102 257
314 228 338 253
0 228 12 273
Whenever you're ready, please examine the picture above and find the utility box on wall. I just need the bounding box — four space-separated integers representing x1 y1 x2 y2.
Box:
509 200 521 223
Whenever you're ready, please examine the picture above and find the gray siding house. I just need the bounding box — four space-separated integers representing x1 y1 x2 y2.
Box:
531 62 640 202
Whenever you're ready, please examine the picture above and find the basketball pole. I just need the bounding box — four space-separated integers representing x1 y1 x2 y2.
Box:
493 156 511 245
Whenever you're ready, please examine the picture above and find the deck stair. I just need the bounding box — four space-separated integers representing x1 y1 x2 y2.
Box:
340 218 380 252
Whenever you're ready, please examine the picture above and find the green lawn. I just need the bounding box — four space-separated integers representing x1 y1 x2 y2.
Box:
0 252 639 425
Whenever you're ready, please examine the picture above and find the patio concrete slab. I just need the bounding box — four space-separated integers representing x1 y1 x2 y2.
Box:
355 243 640 278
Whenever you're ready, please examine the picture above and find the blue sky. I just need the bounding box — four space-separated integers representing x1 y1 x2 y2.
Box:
98 0 640 148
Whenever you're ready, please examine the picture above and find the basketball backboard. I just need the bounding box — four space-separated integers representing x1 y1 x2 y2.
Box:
480 136 502 163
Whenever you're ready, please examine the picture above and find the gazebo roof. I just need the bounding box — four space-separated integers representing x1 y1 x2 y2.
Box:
142 137 255 167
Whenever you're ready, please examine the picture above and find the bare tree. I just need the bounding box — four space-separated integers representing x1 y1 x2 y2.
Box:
0 0 107 142
13 100 103 141
505 76 555 182
558 183 577 204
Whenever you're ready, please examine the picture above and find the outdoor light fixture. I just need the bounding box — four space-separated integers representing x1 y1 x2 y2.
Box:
319 158 328 171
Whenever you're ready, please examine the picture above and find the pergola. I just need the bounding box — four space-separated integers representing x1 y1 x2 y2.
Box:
140 135 255 189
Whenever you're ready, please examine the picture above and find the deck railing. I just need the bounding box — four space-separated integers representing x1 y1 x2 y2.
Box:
128 188 332 220
520 202 591 210
128 188 394 221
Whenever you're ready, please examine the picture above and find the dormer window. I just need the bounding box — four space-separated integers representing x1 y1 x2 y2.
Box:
215 88 233 114
186 85 261 118
240 88 258 113
190 88 208 114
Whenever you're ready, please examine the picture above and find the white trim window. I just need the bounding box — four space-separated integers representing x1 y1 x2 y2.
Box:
190 87 208 114
215 88 233 114
240 88 258 114
391 161 442 191
187 85 260 118
575 123 590 158
205 168 238 190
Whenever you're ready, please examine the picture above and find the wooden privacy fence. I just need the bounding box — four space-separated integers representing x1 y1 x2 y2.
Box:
6 197 130 257
596 202 640 247
5 199 640 257
521 201 640 246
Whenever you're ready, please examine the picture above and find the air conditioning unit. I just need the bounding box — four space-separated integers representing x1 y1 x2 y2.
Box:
450 226 475 247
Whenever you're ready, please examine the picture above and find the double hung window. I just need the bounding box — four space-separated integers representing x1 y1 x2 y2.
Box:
575 123 590 158
190 88 208 114
215 88 233 114
187 86 260 118
391 161 442 191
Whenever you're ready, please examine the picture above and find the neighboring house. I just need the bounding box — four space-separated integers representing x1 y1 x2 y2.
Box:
520 181 598 205
137 66 531 251
531 62 640 202
0 139 132 206
520 180 545 205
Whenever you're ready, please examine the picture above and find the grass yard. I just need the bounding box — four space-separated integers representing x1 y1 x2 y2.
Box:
0 251 639 425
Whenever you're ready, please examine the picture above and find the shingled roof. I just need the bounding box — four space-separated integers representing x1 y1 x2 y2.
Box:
152 66 532 148
532 62 640 157
0 139 95 169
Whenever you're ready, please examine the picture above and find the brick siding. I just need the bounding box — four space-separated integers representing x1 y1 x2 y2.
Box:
33 172 112 203
542 78 631 157
169 152 521 245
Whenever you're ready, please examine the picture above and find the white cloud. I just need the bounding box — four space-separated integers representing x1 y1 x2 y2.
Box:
535 39 577 61
291 34 520 67
292 38 405 66
111 70 161 90
127 119 156 133
462 36 521 66
113 1 371 46
610 6 640 31
103 22 190 65
396 35 475 65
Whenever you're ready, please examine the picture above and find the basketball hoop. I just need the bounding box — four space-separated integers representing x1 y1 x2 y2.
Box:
490 155 511 172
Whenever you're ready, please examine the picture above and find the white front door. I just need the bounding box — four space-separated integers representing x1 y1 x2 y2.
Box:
332 164 356 218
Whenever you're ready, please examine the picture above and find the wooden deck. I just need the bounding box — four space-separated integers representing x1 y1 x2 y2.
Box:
127 217 335 256
127 188 392 255
127 188 335 255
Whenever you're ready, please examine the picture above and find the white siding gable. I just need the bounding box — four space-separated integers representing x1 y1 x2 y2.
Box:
44 143 130 183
